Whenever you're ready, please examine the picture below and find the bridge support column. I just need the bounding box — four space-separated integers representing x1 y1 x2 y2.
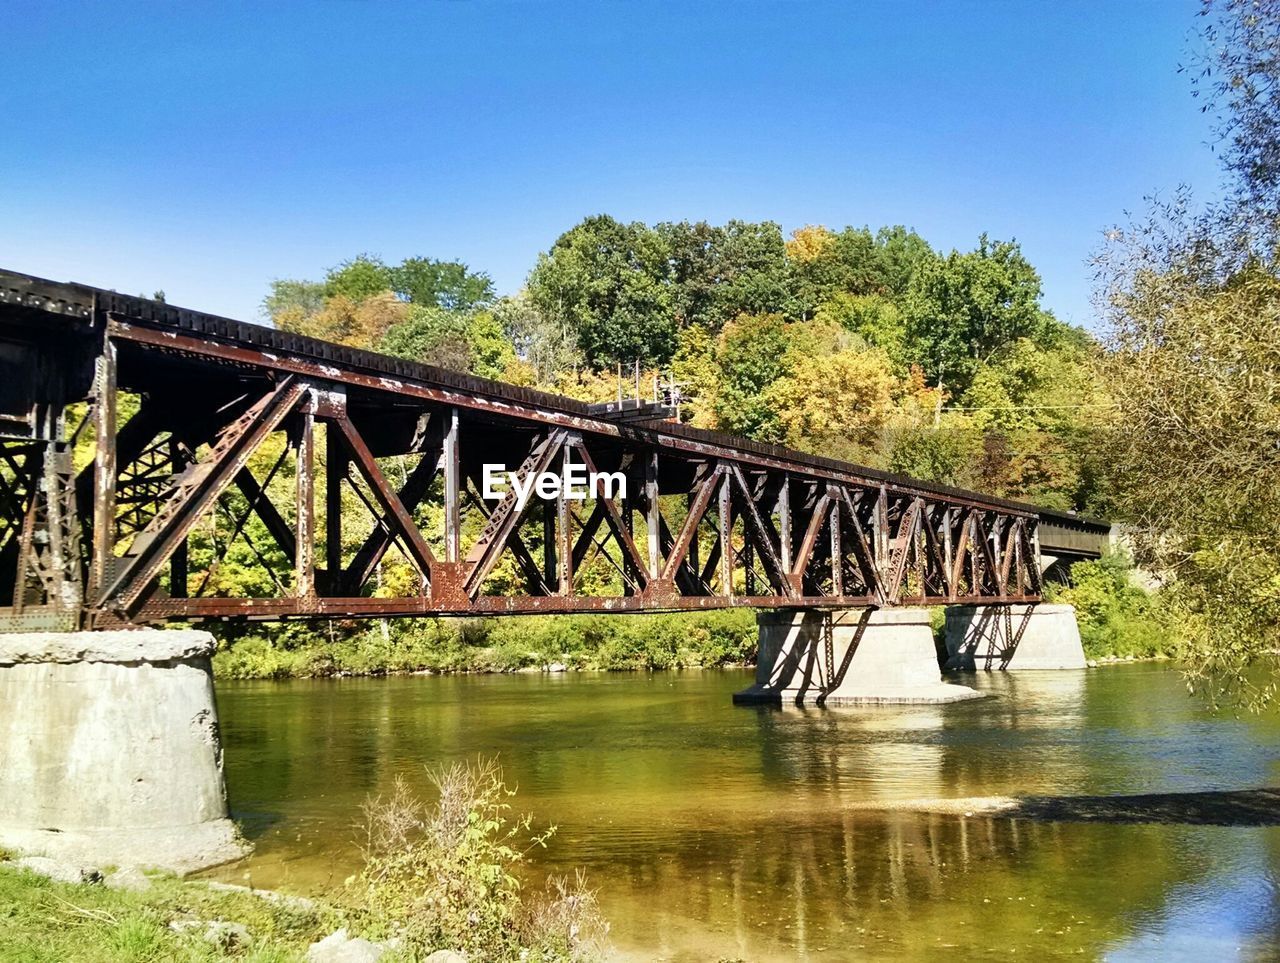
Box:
0 630 247 873
944 603 1087 670
734 608 983 706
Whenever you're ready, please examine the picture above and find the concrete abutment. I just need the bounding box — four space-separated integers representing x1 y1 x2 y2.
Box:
944 603 1087 671
0 630 247 873
734 607 984 706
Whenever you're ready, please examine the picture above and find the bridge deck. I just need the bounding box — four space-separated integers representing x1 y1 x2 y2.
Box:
0 269 1108 629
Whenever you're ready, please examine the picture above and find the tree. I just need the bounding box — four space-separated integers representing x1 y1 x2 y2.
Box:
324 255 395 302
671 324 720 429
902 235 1059 395
466 310 517 380
710 220 790 326
1095 0 1280 705
814 292 907 366
277 292 407 349
958 338 1106 510
1098 261 1280 701
392 257 495 311
785 225 839 320
494 293 580 385
527 215 675 367
656 220 725 330
888 423 979 489
764 348 898 458
874 225 936 297
1194 0 1280 218
963 338 1100 437
787 225 923 320
262 279 326 327
713 313 790 439
379 305 473 372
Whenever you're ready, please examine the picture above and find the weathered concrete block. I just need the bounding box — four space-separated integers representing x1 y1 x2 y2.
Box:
0 629 215 665
734 608 982 706
0 630 248 873
944 603 1087 671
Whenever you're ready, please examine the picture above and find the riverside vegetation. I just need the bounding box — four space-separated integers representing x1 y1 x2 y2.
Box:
212 552 1167 681
0 759 609 963
212 610 758 679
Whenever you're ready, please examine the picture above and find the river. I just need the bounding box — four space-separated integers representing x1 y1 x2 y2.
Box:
209 664 1280 960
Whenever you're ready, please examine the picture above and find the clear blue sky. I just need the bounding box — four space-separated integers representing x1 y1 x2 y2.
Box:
2 1 1221 331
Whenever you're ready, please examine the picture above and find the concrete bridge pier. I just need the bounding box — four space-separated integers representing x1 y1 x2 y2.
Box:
944 603 1087 671
0 630 247 873
734 608 984 706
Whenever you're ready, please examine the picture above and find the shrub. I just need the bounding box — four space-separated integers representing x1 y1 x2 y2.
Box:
1047 551 1169 659
359 758 608 961
213 609 760 679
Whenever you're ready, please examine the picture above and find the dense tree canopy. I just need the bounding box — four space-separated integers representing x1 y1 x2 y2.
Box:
259 216 1103 519
392 257 496 312
902 235 1063 395
526 215 1068 390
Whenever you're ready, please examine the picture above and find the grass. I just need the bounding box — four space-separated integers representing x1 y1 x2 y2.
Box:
0 866 339 962
0 758 608 962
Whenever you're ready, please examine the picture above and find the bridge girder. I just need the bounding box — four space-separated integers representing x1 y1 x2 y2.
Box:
0 269 1105 629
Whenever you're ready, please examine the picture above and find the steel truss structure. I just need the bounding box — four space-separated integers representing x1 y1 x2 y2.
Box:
0 269 1108 630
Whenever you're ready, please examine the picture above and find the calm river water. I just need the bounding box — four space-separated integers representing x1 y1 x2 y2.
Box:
209 665 1280 960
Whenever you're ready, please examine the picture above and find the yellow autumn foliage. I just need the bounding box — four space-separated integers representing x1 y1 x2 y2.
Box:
763 347 899 456
785 224 835 263
276 291 409 349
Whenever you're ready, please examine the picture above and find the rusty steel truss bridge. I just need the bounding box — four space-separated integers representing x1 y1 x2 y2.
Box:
0 269 1109 631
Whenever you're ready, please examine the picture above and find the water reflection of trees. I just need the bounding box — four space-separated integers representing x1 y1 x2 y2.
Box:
543 811 1209 962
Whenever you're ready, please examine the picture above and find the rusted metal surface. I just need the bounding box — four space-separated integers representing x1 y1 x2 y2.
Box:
0 268 1110 629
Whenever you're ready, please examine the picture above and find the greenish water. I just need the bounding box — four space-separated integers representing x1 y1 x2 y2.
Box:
211 665 1280 960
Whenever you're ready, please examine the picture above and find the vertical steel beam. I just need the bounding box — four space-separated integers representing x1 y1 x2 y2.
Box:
778 472 792 573
295 405 315 597
645 450 660 579
829 486 844 596
557 453 572 596
688 492 700 576
169 439 188 598
988 514 998 591
443 407 460 564
717 469 733 597
557 502 574 594
942 507 955 600
542 499 557 590
90 335 117 598
325 422 345 589
873 484 889 586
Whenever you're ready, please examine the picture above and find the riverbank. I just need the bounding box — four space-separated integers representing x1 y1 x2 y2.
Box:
212 610 759 680
0 861 340 962
2 756 609 962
